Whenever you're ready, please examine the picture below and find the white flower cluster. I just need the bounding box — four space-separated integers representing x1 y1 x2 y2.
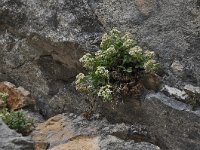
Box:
106 45 117 55
100 33 111 49
97 85 112 101
75 73 88 92
0 111 9 118
75 73 85 85
122 32 132 41
144 50 155 59
123 39 135 48
0 92 9 100
144 60 157 73
95 45 117 61
129 46 143 56
75 29 159 102
95 66 109 78
122 32 137 49
102 33 109 41
110 29 121 37
79 53 94 69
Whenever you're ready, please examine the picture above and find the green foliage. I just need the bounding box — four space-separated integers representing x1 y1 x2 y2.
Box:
0 92 34 134
0 92 9 108
186 92 200 110
75 29 159 101
0 109 34 134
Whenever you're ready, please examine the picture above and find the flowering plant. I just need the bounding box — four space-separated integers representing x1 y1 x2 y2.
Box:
75 29 158 101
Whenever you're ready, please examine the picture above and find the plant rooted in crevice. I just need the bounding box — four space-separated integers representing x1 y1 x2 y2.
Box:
185 92 200 110
75 29 159 101
0 92 35 135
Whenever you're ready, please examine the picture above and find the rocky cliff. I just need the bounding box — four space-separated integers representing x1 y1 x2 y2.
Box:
0 0 200 150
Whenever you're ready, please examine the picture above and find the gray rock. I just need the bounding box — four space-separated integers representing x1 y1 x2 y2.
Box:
0 0 104 117
184 84 200 94
97 92 200 150
0 0 200 149
144 93 200 150
0 0 200 117
47 83 91 117
32 113 160 150
89 0 200 87
162 85 188 100
171 60 184 76
98 135 160 150
0 118 34 150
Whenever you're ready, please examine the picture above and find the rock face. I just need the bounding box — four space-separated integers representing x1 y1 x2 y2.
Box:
0 0 200 150
0 0 200 117
97 93 200 150
0 118 34 150
89 0 200 87
143 94 200 150
45 83 91 117
0 0 104 117
0 81 35 110
49 135 159 150
32 113 160 150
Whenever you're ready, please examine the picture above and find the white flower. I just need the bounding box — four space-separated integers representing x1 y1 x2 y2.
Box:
75 73 85 85
96 46 117 62
145 50 155 59
95 50 102 56
100 33 111 49
95 66 109 78
95 45 116 58
103 45 117 57
0 92 8 97
110 28 121 36
75 73 90 93
129 46 143 56
79 53 94 69
102 33 109 42
97 85 112 101
123 39 135 48
79 53 91 63
122 32 132 41
144 60 157 72
0 92 9 101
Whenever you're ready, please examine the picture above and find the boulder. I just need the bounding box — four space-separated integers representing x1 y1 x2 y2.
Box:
44 83 91 118
0 0 200 117
97 92 200 150
0 0 200 118
0 0 104 117
0 81 35 110
0 0 200 149
49 135 160 150
32 113 160 150
0 118 34 150
89 0 200 88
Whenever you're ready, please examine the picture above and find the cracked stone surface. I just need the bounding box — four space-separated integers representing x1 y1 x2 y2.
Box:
97 92 200 150
32 113 160 150
0 118 34 150
0 0 200 118
0 0 200 150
